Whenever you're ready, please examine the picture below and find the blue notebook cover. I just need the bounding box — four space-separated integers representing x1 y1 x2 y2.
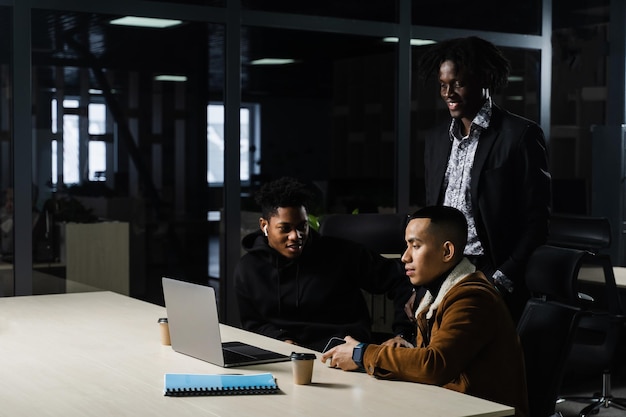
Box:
164 372 279 396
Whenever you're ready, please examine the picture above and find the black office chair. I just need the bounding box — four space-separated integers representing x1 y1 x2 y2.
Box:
318 212 410 342
318 212 408 257
519 245 585 417
548 214 614 253
547 215 626 416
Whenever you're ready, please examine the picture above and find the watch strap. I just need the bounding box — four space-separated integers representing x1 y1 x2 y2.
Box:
352 342 368 369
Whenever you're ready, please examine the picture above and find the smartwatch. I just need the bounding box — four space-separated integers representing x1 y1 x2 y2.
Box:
352 342 368 369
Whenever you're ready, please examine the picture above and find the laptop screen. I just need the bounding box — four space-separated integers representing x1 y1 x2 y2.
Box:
162 277 289 367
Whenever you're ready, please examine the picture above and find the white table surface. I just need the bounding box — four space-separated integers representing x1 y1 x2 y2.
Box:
578 265 626 289
0 291 514 417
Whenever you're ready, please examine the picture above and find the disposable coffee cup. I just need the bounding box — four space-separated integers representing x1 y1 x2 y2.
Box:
158 317 171 346
290 352 316 385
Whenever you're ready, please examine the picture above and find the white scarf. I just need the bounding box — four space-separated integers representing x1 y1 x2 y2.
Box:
415 257 477 320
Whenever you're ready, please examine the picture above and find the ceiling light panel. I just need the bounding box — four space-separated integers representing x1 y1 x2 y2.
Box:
110 16 183 28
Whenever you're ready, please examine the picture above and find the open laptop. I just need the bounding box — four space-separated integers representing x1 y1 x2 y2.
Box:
162 277 290 367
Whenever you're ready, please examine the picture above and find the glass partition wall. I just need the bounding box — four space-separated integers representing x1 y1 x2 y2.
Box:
0 6 12 297
10 1 601 328
19 5 224 303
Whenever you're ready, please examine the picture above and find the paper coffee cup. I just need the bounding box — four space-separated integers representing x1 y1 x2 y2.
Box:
158 317 171 346
290 352 316 385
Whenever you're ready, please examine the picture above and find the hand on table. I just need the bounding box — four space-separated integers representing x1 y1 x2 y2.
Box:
320 336 360 371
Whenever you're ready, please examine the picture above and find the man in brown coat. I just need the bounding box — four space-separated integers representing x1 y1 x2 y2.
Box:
321 205 529 417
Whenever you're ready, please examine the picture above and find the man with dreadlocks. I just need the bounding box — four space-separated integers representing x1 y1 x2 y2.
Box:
418 36 551 323
233 176 414 352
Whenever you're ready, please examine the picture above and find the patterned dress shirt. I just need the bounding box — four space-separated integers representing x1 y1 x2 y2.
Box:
442 98 492 256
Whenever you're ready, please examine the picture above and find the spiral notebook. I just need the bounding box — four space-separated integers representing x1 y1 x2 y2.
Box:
164 372 279 396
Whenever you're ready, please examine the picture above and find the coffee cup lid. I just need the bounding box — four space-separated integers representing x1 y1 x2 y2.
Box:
290 352 316 360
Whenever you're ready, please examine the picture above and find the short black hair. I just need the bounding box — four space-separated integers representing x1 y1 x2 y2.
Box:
417 36 511 93
409 205 468 256
255 176 314 219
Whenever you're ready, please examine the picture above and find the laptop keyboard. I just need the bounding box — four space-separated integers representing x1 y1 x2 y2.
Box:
223 348 256 363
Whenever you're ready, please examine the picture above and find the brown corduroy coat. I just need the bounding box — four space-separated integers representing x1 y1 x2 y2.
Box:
361 259 529 417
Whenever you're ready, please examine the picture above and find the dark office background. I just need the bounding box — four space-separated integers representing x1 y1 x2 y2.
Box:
1 0 623 326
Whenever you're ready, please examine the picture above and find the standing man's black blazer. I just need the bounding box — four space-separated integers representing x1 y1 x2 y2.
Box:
424 104 551 313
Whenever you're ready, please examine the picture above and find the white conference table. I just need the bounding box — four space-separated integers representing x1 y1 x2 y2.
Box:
0 291 514 417
578 265 626 289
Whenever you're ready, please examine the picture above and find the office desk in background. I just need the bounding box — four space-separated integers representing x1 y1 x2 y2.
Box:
0 261 104 297
0 291 514 417
0 261 73 296
578 265 626 289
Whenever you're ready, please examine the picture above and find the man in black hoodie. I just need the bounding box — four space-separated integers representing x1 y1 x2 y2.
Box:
234 177 414 352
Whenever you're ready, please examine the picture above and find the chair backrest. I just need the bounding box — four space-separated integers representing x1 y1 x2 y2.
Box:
525 245 585 304
546 214 622 315
548 214 611 253
517 298 581 417
318 213 408 257
522 245 586 416
542 215 625 378
318 212 410 339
